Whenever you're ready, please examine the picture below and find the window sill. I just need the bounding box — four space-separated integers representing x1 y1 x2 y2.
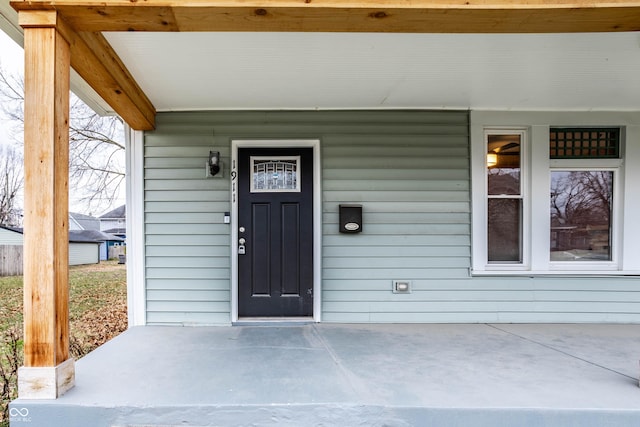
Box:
471 269 640 277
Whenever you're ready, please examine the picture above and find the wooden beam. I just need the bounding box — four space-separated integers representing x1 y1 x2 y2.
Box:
67 30 156 130
20 9 72 390
18 8 156 131
10 1 640 33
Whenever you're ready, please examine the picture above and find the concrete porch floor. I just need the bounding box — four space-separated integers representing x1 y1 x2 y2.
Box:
10 323 640 427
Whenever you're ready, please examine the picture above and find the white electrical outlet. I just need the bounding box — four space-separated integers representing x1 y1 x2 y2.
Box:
392 280 412 294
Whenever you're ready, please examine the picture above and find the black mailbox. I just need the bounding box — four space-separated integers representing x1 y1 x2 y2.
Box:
339 204 362 233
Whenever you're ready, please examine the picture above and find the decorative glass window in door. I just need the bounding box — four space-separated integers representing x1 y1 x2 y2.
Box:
251 156 301 192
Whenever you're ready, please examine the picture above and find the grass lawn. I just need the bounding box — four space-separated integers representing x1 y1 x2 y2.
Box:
0 260 127 426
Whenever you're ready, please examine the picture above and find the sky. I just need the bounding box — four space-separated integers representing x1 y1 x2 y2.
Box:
0 29 22 70
0 30 23 144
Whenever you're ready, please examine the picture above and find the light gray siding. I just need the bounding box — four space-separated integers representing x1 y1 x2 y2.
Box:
144 114 233 325
69 243 100 266
144 110 470 325
144 110 640 325
0 228 23 245
320 116 473 322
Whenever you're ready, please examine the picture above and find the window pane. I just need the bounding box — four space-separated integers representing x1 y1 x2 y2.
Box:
251 156 300 192
550 128 619 159
487 134 521 195
550 171 613 261
488 198 522 263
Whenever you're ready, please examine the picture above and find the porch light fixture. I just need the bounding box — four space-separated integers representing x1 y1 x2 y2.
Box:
486 152 498 168
208 151 220 176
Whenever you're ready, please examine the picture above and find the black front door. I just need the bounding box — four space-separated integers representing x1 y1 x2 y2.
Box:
238 147 313 317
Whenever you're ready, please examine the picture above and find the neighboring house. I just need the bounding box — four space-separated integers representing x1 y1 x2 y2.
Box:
0 226 119 275
70 211 123 260
0 226 23 276
0 225 23 245
67 230 102 266
69 211 101 232
68 215 82 231
99 205 126 235
69 230 125 264
99 205 127 258
3 0 640 407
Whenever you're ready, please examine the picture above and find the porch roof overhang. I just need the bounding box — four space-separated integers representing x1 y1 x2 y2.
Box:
7 0 640 131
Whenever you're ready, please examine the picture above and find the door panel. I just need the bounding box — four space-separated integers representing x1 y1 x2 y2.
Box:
238 147 313 317
250 203 270 296
281 203 301 296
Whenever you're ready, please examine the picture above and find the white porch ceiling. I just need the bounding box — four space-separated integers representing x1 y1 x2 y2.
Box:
104 31 640 113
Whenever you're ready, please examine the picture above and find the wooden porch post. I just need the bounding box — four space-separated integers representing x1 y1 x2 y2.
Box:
17 10 74 399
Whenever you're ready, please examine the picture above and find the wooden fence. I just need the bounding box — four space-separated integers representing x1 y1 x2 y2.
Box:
108 245 126 260
0 245 23 276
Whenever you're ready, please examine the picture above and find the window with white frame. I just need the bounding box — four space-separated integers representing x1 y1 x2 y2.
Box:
487 132 524 264
548 128 619 265
473 122 629 274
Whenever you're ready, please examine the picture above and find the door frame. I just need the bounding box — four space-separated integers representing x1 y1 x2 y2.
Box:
230 139 322 322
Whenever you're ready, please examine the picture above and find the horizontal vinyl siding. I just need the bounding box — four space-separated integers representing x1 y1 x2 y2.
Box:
144 110 640 325
144 124 231 325
144 110 469 325
318 111 640 324
321 113 473 322
322 277 640 323
0 229 23 245
69 243 99 266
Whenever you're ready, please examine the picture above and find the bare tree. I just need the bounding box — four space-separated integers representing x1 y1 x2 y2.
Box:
0 69 24 143
550 171 612 226
68 97 125 213
0 144 23 226
0 67 124 214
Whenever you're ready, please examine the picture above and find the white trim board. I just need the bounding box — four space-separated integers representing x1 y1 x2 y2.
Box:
126 127 146 326
230 139 322 323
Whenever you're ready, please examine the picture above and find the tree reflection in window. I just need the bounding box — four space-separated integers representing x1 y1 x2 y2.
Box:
550 171 613 261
